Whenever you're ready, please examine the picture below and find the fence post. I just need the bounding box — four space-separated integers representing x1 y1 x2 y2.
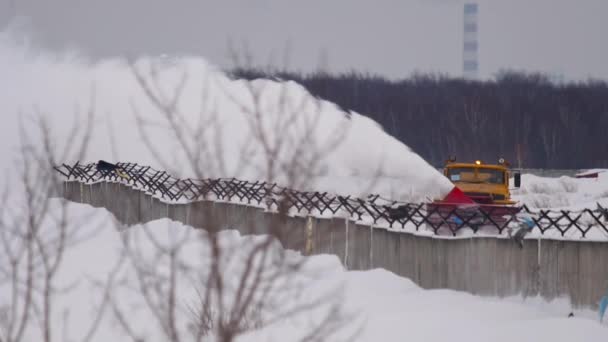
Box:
305 216 313 255
370 224 374 267
344 218 349 269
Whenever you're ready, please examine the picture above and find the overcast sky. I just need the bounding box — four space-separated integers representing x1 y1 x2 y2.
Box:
2 0 607 80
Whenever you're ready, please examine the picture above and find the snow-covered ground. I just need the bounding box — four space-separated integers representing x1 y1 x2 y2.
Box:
512 171 608 210
243 269 607 342
7 200 606 342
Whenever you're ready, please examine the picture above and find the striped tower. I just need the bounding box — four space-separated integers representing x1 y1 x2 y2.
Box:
463 3 479 79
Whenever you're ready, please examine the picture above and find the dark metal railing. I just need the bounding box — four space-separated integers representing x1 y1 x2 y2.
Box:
54 161 608 238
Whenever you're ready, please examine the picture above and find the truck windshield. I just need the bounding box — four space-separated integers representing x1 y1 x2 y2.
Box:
447 167 505 185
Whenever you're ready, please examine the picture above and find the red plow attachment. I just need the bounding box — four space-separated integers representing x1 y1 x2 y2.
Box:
425 187 522 235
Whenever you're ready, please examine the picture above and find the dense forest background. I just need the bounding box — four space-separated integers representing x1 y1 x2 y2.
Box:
232 69 608 169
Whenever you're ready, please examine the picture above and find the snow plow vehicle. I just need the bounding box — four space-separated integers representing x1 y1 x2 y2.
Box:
426 157 522 233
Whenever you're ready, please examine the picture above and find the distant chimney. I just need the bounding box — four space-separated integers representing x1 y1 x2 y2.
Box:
463 3 479 79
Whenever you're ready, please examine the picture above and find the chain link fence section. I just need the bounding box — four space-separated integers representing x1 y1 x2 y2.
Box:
54 161 608 238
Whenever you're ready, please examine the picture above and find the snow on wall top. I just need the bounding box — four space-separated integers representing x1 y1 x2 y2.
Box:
0 33 452 202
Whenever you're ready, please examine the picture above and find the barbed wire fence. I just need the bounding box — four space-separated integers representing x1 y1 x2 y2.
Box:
54 161 608 238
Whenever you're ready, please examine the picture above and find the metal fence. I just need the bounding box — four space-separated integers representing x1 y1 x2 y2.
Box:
54 161 608 238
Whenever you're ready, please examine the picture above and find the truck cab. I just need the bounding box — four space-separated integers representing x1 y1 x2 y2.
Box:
443 158 520 205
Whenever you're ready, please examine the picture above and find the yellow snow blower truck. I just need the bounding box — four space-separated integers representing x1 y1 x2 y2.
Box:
442 157 520 205
426 157 522 231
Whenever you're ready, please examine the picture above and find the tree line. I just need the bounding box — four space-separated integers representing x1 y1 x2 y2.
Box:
231 69 608 169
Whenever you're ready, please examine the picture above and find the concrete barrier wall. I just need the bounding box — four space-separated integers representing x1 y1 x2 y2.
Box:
61 181 608 309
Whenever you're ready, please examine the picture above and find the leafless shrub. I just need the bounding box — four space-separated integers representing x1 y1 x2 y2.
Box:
115 57 358 341
528 182 552 195
558 178 578 193
596 190 608 201
0 104 121 342
2 51 359 342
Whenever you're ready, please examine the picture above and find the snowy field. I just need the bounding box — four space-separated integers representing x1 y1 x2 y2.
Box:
1 29 608 342
8 200 607 342
512 171 608 210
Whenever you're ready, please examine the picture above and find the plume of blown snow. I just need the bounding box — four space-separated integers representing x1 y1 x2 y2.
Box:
0 30 451 201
